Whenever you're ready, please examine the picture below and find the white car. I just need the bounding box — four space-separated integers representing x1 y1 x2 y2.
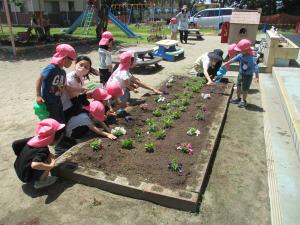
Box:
189 8 233 29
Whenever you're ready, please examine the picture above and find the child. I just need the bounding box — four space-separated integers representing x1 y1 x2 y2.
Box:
222 39 259 108
169 17 178 40
61 55 98 122
98 31 114 84
12 118 65 189
66 101 117 140
193 49 223 85
106 51 162 105
36 44 77 123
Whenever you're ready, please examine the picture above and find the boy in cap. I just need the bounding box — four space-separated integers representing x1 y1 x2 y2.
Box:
222 39 259 108
12 119 65 189
36 44 77 123
193 49 224 85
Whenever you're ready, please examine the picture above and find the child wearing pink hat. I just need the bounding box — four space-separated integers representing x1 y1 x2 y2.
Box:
106 51 162 108
99 31 114 84
169 17 178 40
36 44 77 123
61 55 98 122
222 39 259 108
66 101 116 140
12 119 65 189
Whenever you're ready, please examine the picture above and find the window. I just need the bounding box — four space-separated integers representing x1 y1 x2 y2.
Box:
208 10 219 17
68 1 74 11
44 1 60 13
221 9 232 16
198 11 209 17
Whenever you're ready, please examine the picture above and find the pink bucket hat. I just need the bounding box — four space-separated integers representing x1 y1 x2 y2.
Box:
51 44 77 65
228 43 237 58
99 31 114 46
27 118 65 148
118 51 134 71
234 39 252 52
84 101 106 122
91 88 112 101
106 82 125 97
170 17 177 24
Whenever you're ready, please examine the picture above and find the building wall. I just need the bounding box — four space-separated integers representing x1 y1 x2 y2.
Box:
228 24 258 45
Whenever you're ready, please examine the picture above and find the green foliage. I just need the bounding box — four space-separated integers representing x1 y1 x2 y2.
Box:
146 118 155 126
121 138 134 150
154 129 166 140
90 139 103 152
180 98 190 106
162 117 173 129
169 111 181 120
135 128 143 137
170 159 179 171
184 92 194 99
179 106 187 112
144 143 155 153
170 100 180 107
175 93 182 98
159 103 169 110
195 112 205 121
146 118 158 132
196 102 204 109
152 108 162 117
191 85 201 93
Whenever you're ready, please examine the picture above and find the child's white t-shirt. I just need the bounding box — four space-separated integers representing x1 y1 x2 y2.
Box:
106 69 131 89
61 71 84 111
66 112 92 137
98 48 112 69
193 53 210 73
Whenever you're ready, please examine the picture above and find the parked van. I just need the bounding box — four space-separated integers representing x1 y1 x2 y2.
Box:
189 8 233 29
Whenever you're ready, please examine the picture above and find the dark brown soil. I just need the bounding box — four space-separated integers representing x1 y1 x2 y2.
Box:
68 76 231 189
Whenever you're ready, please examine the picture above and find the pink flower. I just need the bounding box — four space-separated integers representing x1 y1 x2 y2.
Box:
176 143 193 154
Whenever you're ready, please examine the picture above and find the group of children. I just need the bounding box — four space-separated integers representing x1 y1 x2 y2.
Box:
12 28 259 189
193 38 259 108
13 31 162 189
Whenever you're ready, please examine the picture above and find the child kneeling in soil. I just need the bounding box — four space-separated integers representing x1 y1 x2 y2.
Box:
36 44 77 123
222 39 259 108
66 101 117 140
193 49 223 85
98 31 114 85
61 55 98 122
106 51 162 107
12 119 65 189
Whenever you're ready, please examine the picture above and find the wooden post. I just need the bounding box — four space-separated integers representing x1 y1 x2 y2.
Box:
3 0 17 56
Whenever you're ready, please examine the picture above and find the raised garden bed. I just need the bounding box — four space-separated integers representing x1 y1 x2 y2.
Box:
54 76 233 211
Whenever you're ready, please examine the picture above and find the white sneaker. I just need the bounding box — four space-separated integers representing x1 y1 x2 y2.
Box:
34 176 57 189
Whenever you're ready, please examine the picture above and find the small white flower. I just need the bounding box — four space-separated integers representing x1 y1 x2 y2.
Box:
195 129 200 136
111 127 127 136
157 96 166 103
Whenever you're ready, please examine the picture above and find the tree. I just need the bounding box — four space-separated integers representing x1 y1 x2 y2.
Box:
96 0 111 40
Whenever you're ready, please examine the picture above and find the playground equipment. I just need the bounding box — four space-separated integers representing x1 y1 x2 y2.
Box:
153 39 184 62
65 2 141 38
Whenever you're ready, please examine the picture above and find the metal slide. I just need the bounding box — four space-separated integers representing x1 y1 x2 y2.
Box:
65 12 85 34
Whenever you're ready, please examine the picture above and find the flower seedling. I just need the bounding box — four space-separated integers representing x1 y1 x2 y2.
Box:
144 143 155 153
135 128 143 137
187 127 201 136
154 129 166 140
179 106 187 112
177 143 193 154
90 139 103 152
159 104 169 110
195 112 205 121
180 98 189 106
175 93 182 98
196 102 204 109
184 92 194 99
154 95 166 103
191 85 201 93
170 100 180 107
146 118 158 132
162 117 173 129
152 108 162 117
121 138 134 150
171 111 181 120
111 127 126 137
168 159 183 176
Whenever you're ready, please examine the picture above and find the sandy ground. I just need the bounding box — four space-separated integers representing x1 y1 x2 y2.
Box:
0 36 270 225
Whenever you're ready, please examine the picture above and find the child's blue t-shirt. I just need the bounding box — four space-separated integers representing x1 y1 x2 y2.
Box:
41 64 66 104
232 53 259 75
